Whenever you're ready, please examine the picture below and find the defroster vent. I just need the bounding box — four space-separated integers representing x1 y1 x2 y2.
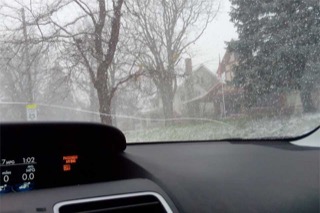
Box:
54 192 173 213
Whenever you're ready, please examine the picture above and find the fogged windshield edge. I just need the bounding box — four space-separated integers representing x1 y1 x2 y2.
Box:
0 0 319 142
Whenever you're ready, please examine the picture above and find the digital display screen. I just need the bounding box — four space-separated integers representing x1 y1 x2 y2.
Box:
0 157 37 193
0 123 126 195
0 152 82 194
0 142 113 195
62 155 79 172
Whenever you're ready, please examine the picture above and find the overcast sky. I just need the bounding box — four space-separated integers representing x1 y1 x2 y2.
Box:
190 0 238 74
0 0 237 75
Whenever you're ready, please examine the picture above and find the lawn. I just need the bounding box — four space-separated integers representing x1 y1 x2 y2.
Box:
124 113 320 143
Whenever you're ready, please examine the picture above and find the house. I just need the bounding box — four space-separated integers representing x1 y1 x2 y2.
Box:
173 58 220 116
184 49 244 118
188 47 320 118
145 58 219 117
138 49 318 128
137 58 220 128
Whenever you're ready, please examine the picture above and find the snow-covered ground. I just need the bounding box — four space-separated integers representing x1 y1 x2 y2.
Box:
125 113 320 143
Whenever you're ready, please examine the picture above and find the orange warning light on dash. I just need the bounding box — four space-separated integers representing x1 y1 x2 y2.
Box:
63 155 78 164
63 164 71 172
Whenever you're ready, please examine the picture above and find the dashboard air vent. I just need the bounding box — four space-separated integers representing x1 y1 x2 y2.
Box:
54 192 173 213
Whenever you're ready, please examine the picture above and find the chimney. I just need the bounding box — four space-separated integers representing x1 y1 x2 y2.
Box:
185 58 192 75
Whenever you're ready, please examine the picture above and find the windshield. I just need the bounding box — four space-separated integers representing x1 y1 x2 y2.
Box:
0 0 319 142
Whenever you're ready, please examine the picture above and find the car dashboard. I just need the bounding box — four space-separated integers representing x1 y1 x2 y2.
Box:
0 123 319 213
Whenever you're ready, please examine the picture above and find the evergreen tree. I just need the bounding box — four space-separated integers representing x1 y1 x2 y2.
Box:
229 0 320 112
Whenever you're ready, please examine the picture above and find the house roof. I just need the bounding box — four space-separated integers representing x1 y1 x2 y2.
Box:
177 64 219 91
184 82 244 104
193 64 212 74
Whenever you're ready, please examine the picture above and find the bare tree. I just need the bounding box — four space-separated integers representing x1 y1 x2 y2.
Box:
51 3 143 125
0 1 78 121
0 0 139 125
127 0 219 125
0 20 53 120
48 0 126 125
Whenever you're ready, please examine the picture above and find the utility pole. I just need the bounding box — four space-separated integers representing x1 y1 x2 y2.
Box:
21 8 33 103
185 58 194 118
219 54 226 118
22 8 37 121
221 78 226 118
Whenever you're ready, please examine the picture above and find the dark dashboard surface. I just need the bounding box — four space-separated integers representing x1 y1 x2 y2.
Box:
0 123 319 213
125 141 320 213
